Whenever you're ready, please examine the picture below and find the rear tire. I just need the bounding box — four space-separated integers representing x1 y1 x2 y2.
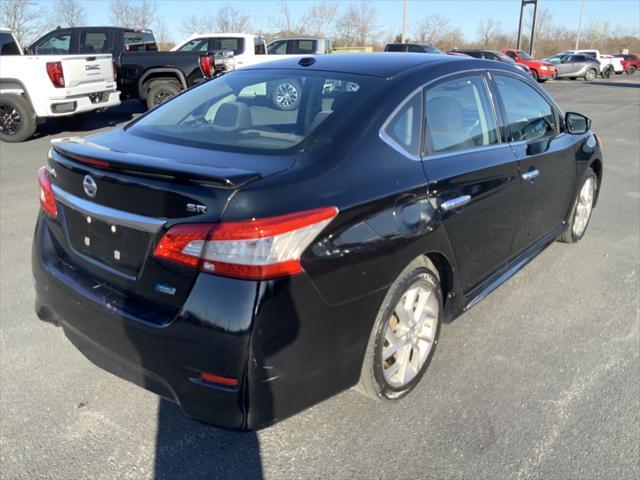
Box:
560 168 598 244
601 66 613 79
269 79 301 110
145 80 182 110
628 66 637 75
0 93 36 143
357 257 443 401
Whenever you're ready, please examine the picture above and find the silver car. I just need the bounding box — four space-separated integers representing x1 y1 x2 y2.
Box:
545 53 600 81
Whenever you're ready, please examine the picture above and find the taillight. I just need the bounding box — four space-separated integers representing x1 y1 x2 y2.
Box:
112 59 118 81
154 206 338 280
46 62 65 88
199 55 214 77
37 166 57 218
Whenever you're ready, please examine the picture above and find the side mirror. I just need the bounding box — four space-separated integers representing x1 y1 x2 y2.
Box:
565 112 591 134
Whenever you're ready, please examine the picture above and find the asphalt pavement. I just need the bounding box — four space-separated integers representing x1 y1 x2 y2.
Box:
1 75 638 480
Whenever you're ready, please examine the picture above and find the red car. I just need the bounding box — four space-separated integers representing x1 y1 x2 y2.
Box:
502 49 556 82
616 54 639 75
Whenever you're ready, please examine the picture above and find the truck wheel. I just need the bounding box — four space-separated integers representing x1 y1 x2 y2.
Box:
269 79 301 111
584 68 597 81
601 66 613 79
0 94 36 143
628 66 637 75
146 80 182 110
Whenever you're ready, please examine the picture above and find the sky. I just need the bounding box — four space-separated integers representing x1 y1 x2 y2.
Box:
74 0 640 43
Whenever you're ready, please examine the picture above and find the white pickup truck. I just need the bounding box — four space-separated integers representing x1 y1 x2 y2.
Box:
171 33 274 68
0 29 120 142
562 49 625 77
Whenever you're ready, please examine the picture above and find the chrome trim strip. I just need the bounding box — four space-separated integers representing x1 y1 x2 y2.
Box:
52 185 166 233
441 195 472 211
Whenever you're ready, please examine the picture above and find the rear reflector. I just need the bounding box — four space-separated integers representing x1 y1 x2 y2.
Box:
46 62 65 88
199 372 239 387
37 166 57 218
154 206 338 280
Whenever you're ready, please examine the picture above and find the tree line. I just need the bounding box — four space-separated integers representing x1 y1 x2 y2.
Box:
2 0 639 56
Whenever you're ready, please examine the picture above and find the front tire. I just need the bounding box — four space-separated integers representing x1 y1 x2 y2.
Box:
560 168 598 243
357 257 442 401
531 70 539 82
0 94 36 142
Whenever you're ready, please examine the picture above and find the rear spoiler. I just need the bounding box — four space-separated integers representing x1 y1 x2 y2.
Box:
50 138 261 188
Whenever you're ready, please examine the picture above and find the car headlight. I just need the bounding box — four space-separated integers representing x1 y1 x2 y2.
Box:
540 65 549 71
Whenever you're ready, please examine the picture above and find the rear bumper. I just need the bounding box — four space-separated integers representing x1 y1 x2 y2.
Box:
47 90 121 117
32 213 383 429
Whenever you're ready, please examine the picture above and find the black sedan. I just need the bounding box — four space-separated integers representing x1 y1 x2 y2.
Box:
33 53 603 430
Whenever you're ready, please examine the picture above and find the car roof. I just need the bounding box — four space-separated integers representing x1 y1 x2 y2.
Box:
242 52 462 78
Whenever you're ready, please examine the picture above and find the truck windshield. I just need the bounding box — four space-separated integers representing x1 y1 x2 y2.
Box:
128 69 382 154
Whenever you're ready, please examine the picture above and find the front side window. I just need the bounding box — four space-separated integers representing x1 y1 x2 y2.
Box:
425 75 499 153
176 38 208 52
267 40 288 55
128 70 381 154
494 75 556 142
80 32 109 53
384 92 422 156
35 32 71 54
505 51 517 60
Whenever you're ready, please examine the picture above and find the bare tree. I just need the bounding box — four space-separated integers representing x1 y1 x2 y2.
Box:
413 14 463 49
179 14 216 36
582 19 612 48
335 1 378 46
109 0 157 30
0 0 51 45
53 0 86 27
216 3 251 33
477 18 501 48
271 0 304 35
154 17 174 50
302 0 339 37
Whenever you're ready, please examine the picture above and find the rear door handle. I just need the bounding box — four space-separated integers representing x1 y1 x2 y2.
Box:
522 169 540 182
441 195 471 211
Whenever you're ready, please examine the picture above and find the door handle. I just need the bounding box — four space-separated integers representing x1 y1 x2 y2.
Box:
441 195 471 211
522 169 540 182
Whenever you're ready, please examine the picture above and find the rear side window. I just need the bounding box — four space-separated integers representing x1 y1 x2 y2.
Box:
35 32 71 54
176 38 208 52
407 45 424 53
385 44 405 52
292 40 316 54
128 70 381 154
124 31 156 51
384 92 422 156
212 38 244 55
425 75 499 153
0 32 20 55
80 32 109 53
494 75 556 142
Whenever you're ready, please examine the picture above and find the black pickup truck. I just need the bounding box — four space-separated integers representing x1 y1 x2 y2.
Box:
28 27 232 109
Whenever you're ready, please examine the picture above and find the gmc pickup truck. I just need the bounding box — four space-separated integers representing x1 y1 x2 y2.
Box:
28 27 232 109
0 28 120 142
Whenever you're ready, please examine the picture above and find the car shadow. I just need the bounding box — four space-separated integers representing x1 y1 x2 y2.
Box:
153 399 263 480
585 81 640 88
32 100 146 139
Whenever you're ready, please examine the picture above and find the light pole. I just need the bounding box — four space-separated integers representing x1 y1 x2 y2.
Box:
575 0 585 50
516 0 538 55
401 0 408 43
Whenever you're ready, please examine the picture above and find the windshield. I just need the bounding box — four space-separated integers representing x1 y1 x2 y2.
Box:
517 50 534 60
128 69 382 154
494 51 515 63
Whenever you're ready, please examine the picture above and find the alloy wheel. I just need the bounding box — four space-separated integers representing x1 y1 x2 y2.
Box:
573 176 595 237
0 103 21 136
274 82 299 109
585 69 596 81
382 280 439 388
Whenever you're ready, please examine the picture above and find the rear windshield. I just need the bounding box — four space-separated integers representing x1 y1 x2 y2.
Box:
124 31 157 51
128 69 382 153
